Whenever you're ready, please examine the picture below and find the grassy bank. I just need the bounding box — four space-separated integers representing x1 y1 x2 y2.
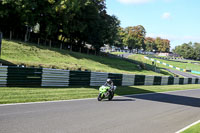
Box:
0 84 199 104
1 40 167 76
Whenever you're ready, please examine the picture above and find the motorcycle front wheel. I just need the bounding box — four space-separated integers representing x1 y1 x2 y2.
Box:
97 93 103 101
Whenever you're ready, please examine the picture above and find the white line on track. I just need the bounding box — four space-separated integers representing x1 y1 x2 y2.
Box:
175 120 200 133
0 88 199 107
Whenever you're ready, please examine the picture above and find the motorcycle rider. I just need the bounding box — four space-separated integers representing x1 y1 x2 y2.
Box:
104 78 116 92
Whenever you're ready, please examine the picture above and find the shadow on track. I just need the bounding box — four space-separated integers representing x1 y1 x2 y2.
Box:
113 86 200 108
7 85 200 107
127 92 200 108
105 99 135 102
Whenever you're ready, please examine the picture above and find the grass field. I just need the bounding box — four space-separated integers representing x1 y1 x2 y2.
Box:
0 84 199 104
1 40 168 76
181 122 200 133
110 52 125 55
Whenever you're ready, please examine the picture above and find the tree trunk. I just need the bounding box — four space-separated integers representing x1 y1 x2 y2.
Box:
79 47 81 53
136 48 138 54
60 43 62 50
24 26 28 42
16 33 19 39
0 32 2 57
70 44 72 51
10 30 12 40
28 31 31 41
38 38 40 45
45 34 48 45
45 39 47 45
49 40 51 48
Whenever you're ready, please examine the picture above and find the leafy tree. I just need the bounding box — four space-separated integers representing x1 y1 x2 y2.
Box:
0 0 144 53
155 37 163 52
103 15 120 46
123 25 146 52
173 42 195 59
145 37 156 52
132 25 146 51
113 27 125 48
181 42 195 59
155 37 170 52
0 0 24 39
162 39 170 52
123 26 135 51
194 43 200 60
0 0 59 42
58 0 120 51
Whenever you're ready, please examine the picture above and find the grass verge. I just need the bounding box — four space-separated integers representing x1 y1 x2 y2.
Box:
181 122 200 133
0 84 200 104
110 52 125 55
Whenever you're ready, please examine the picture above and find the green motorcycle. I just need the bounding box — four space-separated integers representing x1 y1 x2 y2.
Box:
97 85 114 101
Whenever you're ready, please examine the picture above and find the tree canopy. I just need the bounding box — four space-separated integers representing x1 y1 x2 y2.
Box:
0 0 120 51
173 42 200 60
0 0 172 53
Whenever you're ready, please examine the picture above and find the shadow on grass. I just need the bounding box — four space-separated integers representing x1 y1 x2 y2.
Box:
0 58 17 66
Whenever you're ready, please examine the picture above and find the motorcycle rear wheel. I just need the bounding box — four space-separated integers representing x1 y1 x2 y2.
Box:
108 91 114 101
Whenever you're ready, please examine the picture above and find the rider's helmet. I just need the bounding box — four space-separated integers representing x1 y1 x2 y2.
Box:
106 78 112 84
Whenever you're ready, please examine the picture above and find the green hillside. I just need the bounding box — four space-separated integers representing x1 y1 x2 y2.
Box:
128 54 175 76
1 40 169 76
128 54 200 76
128 54 200 71
150 57 200 72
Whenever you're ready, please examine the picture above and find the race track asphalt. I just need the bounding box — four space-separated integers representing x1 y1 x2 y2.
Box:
164 68 200 78
0 89 200 133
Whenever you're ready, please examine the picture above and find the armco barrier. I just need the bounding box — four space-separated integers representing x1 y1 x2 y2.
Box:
108 73 123 86
7 66 42 87
122 74 135 86
90 72 108 86
69 71 91 86
42 68 70 87
0 66 199 87
0 66 7 87
153 76 162 85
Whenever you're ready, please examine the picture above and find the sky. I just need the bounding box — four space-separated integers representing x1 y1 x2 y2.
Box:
105 0 200 50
